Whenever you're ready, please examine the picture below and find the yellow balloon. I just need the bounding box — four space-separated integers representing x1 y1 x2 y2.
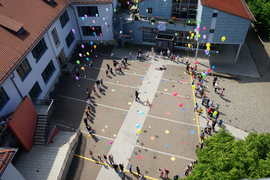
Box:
198 34 201 38
152 22 154 25
206 43 211 47
214 111 217 115
188 44 191 48
191 33 194 37
221 36 226 42
137 129 141 134
192 85 196 89
207 47 210 51
86 52 89 56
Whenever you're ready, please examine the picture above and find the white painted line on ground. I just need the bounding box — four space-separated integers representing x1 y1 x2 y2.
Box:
147 115 198 127
156 91 186 98
70 75 140 89
134 145 195 161
57 95 128 112
162 78 191 85
85 66 145 77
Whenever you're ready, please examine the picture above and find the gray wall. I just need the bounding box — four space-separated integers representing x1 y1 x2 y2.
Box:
200 5 250 44
138 0 172 18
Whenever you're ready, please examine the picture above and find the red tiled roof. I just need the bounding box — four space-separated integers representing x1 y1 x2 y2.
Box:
201 0 256 22
0 148 17 176
0 13 24 32
0 0 68 84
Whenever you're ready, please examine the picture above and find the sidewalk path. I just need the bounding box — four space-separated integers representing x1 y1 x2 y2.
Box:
96 58 165 180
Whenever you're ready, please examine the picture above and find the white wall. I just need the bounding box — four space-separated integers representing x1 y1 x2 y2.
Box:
1 163 25 180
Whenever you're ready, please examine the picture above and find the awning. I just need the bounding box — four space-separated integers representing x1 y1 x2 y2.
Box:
156 34 174 41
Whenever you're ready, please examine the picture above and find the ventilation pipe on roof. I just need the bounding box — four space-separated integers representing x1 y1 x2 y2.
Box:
11 72 23 99
70 6 83 44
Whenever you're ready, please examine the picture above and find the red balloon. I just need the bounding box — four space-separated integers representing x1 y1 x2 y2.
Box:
194 61 198 65
207 68 211 72
173 92 177 96
179 103 183 107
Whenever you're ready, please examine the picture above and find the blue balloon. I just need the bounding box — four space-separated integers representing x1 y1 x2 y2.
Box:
212 66 215 69
90 41 93 45
93 32 96 35
82 17 84 21
86 57 89 61
136 124 140 128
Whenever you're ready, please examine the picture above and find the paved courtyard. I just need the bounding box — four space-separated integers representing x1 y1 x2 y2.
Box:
50 46 201 179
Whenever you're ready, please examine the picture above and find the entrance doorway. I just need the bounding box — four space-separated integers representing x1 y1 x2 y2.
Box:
56 48 67 72
156 34 175 53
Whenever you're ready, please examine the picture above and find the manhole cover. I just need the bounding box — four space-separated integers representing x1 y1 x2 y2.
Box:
185 95 191 99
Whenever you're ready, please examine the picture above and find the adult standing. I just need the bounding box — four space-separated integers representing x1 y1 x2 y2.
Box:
83 117 88 127
215 82 219 93
129 163 132 173
96 79 100 88
99 77 103 86
119 163 124 173
89 149 94 159
135 90 140 101
212 119 217 131
108 154 114 164
164 168 170 178
106 63 110 70
158 169 164 178
136 166 141 175
113 163 118 172
213 76 217 87
167 49 170 58
186 64 190 74
103 154 108 164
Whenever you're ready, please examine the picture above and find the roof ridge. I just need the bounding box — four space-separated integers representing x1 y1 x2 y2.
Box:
239 0 256 22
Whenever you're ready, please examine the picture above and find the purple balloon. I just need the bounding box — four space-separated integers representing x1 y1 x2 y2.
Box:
72 29 75 33
205 50 209 54
76 77 79 80
84 14 88 19
205 71 209 75
81 44 84 49
203 35 206 39
79 53 82 57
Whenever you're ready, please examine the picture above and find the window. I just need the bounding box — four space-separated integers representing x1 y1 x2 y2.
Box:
180 4 188 18
82 26 102 36
60 10 70 28
209 29 215 33
31 38 48 62
29 82 42 100
0 87 9 110
51 28 61 47
148 8 152 14
41 60 55 84
212 13 218 17
77 6 99 17
16 58 32 81
65 30 75 48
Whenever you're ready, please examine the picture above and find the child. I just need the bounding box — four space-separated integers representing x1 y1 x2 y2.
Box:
173 55 175 60
194 89 198 96
99 77 103 86
159 169 164 178
160 51 163 57
106 70 108 76
198 107 203 115
98 85 102 92
98 154 103 164
93 86 97 95
153 53 155 59
218 119 223 127
89 149 94 159
177 55 179 62
129 51 132 58
110 68 113 74
194 103 199 111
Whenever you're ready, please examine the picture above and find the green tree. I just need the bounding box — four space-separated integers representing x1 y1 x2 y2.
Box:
245 0 270 39
186 128 270 179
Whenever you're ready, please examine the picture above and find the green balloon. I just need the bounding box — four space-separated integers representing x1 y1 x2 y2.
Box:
175 33 178 36
202 73 206 78
76 60 80 64
136 4 138 7
114 9 116 12
194 35 197 38
199 20 202 24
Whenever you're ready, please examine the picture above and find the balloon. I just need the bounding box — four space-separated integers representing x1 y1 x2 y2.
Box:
202 73 206 78
76 76 79 80
86 57 89 61
86 52 89 56
192 75 195 79
192 85 196 89
189 31 192 34
114 9 116 12
194 35 197 38
221 36 226 42
137 129 141 134
198 34 201 38
136 124 140 128
136 4 138 7
188 44 191 48
205 71 208 75
82 17 84 21
207 47 210 51
103 17 105 20
130 30 132 33
76 60 80 64
212 66 215 69
197 82 200 86
94 45 97 49
194 29 197 33
84 14 88 19
72 29 75 33
199 20 202 24
96 14 98 17
191 33 194 37
81 67 85 71
194 61 198 65
79 53 82 57
203 27 206 31
203 35 206 39
207 68 211 72
185 44 187 46
102 129 105 133
93 32 96 35
213 113 216 117
197 27 200 31
127 1 130 5
105 22 107 26
175 33 178 36
206 43 211 47
93 20 95 23
190 36 193 40
88 134 92 138
90 41 93 45
152 22 154 25
106 8 108 12
206 52 209 55
179 103 183 107
81 44 84 49
205 50 209 54
110 141 113 144
187 36 190 40
173 92 177 96
214 111 217 115
188 21 191 23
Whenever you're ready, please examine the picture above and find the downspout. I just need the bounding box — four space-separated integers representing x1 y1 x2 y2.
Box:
11 72 23 99
70 5 83 44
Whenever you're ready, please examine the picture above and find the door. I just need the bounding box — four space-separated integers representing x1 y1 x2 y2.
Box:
56 48 67 72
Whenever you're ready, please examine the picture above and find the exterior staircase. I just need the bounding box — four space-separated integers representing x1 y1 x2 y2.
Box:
33 114 50 145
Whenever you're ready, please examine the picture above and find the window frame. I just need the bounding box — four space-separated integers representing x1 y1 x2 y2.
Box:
16 58 32 81
81 26 102 36
148 8 152 14
209 29 215 33
31 38 48 62
59 10 70 28
0 87 10 111
65 30 75 48
212 13 218 17
41 60 56 84
29 82 42 100
77 6 99 17
51 28 61 48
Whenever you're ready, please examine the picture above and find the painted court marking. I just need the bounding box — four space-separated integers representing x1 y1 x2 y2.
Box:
147 115 198 127
156 91 186 98
89 66 145 77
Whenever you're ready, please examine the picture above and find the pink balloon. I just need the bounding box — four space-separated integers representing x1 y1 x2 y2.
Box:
92 27 95 30
93 20 95 23
79 53 82 57
100 33 102 36
179 103 183 107
192 76 195 79
109 141 113 144
173 92 177 96
197 82 200 86
203 35 206 39
203 27 206 31
197 27 200 31
194 61 198 65
105 22 107 26
130 30 132 33
76 77 79 80
207 68 211 72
